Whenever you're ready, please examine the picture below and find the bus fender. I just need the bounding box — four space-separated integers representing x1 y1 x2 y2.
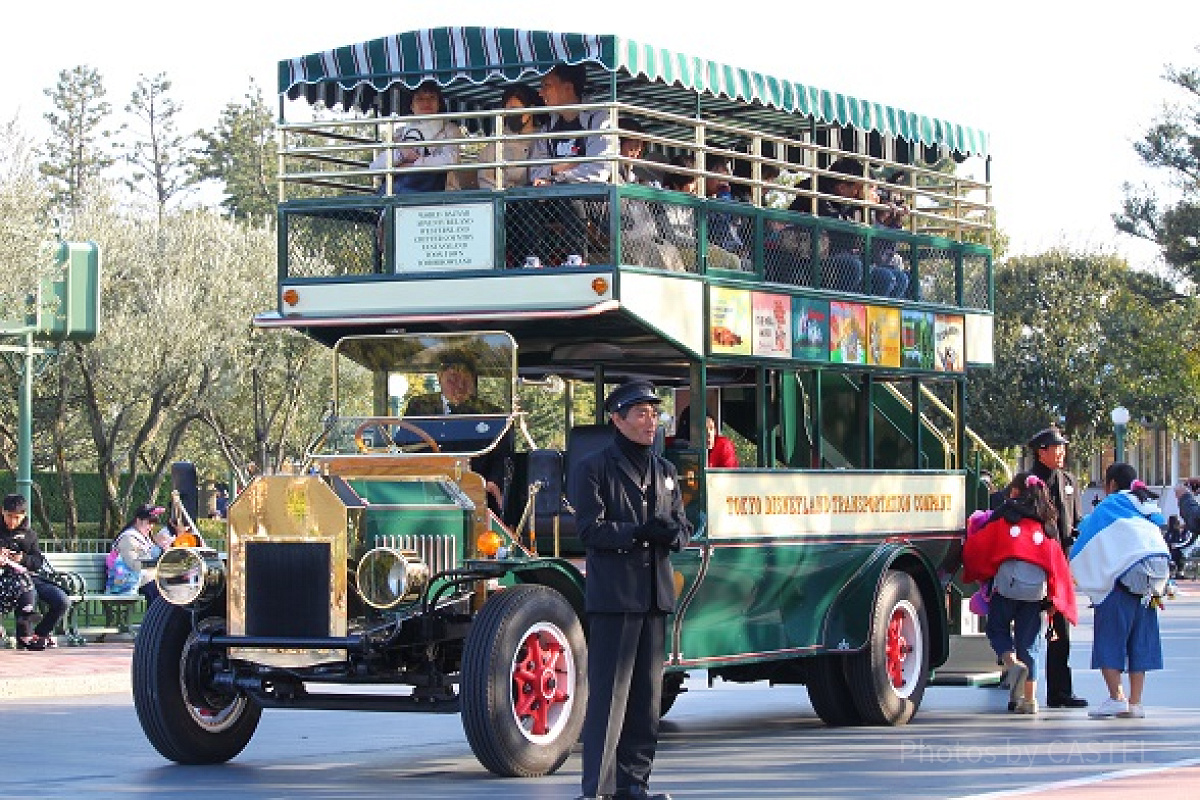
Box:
820 543 950 668
506 558 587 622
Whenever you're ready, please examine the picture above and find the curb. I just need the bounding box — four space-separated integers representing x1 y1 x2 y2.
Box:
0 672 130 700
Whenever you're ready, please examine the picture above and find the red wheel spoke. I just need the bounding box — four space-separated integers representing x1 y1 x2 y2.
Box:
511 631 571 736
886 613 907 687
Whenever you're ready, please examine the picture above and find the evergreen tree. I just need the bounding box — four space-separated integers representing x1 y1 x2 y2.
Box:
192 80 277 221
123 72 193 226
1115 55 1200 283
39 65 115 213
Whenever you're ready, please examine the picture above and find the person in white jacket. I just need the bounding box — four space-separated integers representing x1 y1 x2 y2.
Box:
371 80 461 194
109 503 168 602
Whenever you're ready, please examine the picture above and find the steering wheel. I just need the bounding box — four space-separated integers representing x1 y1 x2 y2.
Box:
354 417 441 453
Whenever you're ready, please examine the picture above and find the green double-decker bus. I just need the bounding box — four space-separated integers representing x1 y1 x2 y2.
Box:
132 26 1001 777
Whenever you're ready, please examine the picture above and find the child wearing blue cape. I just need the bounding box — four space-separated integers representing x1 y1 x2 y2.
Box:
1071 463 1171 719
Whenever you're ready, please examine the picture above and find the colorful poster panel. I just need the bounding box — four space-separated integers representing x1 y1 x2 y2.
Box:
791 297 830 362
751 292 791 358
901 310 935 370
866 306 901 368
829 302 867 365
709 287 752 355
934 313 965 372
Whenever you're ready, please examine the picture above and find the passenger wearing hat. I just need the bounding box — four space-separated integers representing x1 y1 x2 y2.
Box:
107 503 167 603
1028 425 1087 709
405 349 511 513
568 380 691 800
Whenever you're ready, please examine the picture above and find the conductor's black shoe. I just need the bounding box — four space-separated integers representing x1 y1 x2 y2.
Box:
614 787 672 800
1047 695 1088 708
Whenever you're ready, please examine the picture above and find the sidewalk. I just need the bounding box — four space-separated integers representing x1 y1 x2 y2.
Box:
0 636 133 699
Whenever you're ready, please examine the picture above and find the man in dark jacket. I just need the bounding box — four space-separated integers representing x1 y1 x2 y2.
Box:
1027 427 1087 708
0 493 71 649
568 381 691 800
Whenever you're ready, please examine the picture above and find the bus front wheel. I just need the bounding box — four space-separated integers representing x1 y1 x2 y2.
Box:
460 584 588 777
845 570 928 725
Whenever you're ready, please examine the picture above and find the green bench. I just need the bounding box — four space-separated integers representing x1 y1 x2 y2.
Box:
41 552 144 644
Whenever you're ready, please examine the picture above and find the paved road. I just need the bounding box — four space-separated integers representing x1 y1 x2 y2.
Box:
4 589 1200 799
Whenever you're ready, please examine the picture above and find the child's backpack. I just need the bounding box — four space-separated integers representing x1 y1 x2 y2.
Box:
993 558 1048 602
1118 555 1171 598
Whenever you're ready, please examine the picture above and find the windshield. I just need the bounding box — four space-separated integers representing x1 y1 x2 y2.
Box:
324 332 516 456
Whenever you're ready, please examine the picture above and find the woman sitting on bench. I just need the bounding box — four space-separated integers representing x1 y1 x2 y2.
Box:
107 503 167 604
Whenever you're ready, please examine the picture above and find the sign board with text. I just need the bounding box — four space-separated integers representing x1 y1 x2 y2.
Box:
394 203 494 272
706 470 965 538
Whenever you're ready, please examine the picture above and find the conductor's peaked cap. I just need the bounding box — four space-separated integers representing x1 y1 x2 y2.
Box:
1028 427 1069 449
604 381 661 414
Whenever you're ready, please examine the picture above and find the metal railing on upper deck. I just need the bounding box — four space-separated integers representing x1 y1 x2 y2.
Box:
278 100 993 241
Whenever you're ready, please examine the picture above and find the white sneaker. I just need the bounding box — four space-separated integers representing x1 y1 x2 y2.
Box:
1088 697 1129 718
1118 703 1145 718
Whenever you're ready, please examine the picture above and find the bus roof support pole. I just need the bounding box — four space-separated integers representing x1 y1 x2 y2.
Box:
593 365 606 425
911 377 923 471
863 373 875 469
813 369 824 469
690 361 706 453
756 367 770 468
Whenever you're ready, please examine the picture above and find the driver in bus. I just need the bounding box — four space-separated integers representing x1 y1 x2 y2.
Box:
406 351 509 513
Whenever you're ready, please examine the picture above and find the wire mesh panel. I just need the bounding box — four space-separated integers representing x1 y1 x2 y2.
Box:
818 224 869 293
961 247 991 310
763 221 814 287
618 196 698 273
285 208 381 277
705 203 753 273
869 231 913 300
915 241 957 305
504 195 612 268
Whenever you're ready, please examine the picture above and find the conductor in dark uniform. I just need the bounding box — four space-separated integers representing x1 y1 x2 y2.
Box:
568 381 691 800
1028 426 1088 709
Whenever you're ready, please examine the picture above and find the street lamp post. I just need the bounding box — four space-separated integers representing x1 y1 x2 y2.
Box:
1111 406 1130 463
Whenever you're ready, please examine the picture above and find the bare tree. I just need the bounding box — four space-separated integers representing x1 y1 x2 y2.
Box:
122 72 193 228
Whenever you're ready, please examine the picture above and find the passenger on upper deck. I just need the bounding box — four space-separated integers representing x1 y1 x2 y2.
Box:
370 80 461 194
477 84 544 190
528 63 614 186
705 154 747 255
615 119 661 187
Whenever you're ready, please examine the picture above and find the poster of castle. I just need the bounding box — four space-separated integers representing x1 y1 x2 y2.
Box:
901 310 935 370
934 313 965 373
829 302 867 365
866 306 901 368
791 297 830 361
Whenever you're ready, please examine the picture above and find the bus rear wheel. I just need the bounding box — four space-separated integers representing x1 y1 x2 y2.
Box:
806 654 864 726
845 570 928 725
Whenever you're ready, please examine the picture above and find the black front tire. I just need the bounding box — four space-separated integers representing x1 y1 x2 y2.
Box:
460 584 588 777
132 600 262 764
845 570 929 725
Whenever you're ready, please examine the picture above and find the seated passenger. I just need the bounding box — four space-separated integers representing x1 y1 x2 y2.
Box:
657 155 739 271
370 80 461 194
522 63 616 265
704 154 747 254
869 172 911 298
528 63 614 187
675 408 739 468
615 119 661 187
477 83 543 190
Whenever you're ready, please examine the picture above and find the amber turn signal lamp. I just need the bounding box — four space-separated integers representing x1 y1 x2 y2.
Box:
591 277 609 295
282 288 299 306
476 530 505 558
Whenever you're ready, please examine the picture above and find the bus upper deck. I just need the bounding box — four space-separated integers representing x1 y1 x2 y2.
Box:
264 27 993 351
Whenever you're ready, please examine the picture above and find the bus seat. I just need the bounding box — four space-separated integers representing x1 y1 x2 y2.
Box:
526 424 613 555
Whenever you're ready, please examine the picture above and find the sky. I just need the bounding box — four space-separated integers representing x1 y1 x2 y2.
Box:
5 1 1197 270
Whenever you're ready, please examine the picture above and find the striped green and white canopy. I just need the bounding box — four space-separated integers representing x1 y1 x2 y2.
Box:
279 27 989 158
